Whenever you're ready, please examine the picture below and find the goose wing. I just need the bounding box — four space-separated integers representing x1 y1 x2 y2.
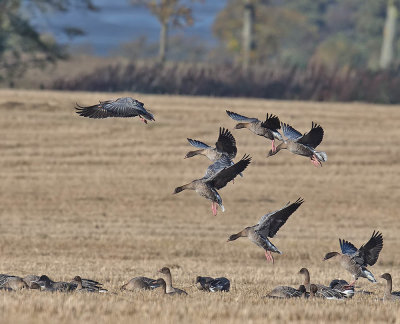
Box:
281 122 303 141
339 239 358 255
226 110 259 123
187 138 211 149
204 154 251 189
203 156 234 179
297 122 324 148
215 127 237 158
357 231 383 266
256 198 304 238
261 113 281 131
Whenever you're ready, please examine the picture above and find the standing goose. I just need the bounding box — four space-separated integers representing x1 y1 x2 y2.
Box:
323 231 383 286
185 127 237 161
173 154 251 216
75 97 154 123
158 267 188 295
226 110 282 152
298 268 351 299
227 198 304 263
380 273 400 301
120 276 160 291
195 276 230 292
267 122 327 167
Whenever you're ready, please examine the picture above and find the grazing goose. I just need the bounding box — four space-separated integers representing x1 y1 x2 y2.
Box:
158 267 188 295
227 198 304 263
323 231 383 286
75 97 154 123
120 276 160 291
37 275 105 292
266 285 306 299
226 110 282 152
185 128 238 161
71 276 108 293
195 276 230 292
380 273 400 301
299 268 351 299
267 122 327 167
173 154 251 216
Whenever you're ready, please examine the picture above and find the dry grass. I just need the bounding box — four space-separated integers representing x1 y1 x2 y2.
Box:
0 89 400 323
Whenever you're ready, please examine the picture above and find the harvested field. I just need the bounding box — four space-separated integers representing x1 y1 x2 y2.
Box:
0 89 400 323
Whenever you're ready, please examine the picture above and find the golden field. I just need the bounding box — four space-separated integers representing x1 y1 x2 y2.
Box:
0 89 400 323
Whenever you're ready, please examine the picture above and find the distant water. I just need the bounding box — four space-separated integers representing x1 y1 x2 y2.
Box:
31 0 227 56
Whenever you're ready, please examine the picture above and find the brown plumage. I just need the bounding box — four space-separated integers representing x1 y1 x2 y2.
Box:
380 273 400 301
120 276 160 291
185 128 238 161
323 231 383 285
158 267 188 295
227 198 304 263
266 285 306 299
173 154 251 216
268 122 327 167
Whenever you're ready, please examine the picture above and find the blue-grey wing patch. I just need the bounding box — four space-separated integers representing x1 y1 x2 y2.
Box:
281 122 303 140
187 138 211 149
203 156 234 179
339 239 358 255
226 110 259 123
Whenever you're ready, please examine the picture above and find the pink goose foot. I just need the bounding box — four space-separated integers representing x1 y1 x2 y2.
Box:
264 251 274 264
139 116 147 124
271 140 276 153
211 202 218 216
311 155 321 167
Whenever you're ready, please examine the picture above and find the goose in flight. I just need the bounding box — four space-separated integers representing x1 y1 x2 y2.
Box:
173 155 251 216
226 110 282 152
323 231 383 286
227 198 304 263
75 97 154 123
267 122 327 167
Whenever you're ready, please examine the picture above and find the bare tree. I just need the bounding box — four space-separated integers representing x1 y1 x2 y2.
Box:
131 0 202 64
242 0 254 72
380 0 397 69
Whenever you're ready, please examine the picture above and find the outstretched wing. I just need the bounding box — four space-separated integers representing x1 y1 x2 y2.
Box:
281 122 302 140
358 231 383 266
261 113 281 131
339 239 358 256
187 138 211 149
203 156 234 179
297 122 324 148
215 127 237 158
256 198 304 238
205 154 251 189
226 110 259 123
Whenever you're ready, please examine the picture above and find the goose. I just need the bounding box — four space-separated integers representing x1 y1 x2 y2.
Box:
195 276 230 292
380 273 400 301
226 110 282 152
227 198 304 263
71 276 108 293
328 279 356 298
75 97 154 123
120 276 160 291
0 276 28 291
158 267 188 295
267 122 327 167
265 285 306 299
299 268 351 299
323 230 383 286
185 127 237 161
37 275 105 292
173 154 251 216
154 278 187 296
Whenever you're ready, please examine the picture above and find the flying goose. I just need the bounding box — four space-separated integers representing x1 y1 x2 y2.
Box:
323 231 383 286
75 97 154 123
173 154 251 216
158 267 188 295
195 276 230 292
185 128 238 161
120 276 160 291
226 110 282 152
227 198 304 263
267 122 327 167
380 273 400 301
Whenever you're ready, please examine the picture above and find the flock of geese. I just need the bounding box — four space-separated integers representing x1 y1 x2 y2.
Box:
1 97 398 302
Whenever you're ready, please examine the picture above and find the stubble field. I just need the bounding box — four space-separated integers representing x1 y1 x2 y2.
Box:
0 89 400 323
